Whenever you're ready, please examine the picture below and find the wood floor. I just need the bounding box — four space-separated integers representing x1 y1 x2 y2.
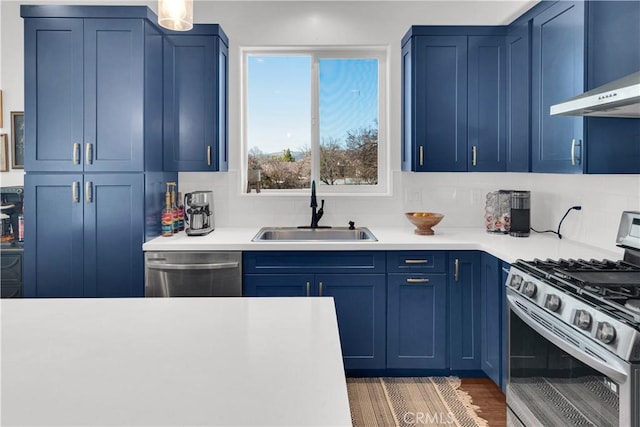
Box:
459 378 507 426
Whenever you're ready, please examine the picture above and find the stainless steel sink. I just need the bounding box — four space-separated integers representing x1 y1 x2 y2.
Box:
252 227 378 242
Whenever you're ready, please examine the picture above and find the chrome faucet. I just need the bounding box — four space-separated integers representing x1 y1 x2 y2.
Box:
310 180 324 229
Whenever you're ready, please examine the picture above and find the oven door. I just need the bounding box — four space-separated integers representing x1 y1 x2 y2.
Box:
507 289 632 427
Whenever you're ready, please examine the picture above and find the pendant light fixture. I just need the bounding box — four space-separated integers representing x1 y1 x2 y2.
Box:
158 0 193 31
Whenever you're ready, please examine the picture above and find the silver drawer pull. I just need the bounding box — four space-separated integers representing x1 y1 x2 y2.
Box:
406 278 430 284
147 261 239 271
405 259 428 264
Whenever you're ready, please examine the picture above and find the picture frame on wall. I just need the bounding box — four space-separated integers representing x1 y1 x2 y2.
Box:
0 134 8 172
11 111 24 169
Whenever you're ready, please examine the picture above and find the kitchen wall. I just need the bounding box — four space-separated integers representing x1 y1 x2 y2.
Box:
2 0 639 253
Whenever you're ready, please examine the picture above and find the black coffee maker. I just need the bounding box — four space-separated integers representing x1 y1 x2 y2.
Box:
1 186 24 244
509 191 531 237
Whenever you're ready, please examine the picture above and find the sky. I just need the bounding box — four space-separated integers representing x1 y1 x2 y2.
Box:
247 55 378 155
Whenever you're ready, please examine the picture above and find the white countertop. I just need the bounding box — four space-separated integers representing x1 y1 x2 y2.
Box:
0 297 352 427
143 226 622 264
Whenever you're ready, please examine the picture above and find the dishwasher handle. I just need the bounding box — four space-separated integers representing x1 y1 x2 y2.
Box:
146 261 239 271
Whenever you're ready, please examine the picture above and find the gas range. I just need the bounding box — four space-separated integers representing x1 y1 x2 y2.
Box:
506 211 640 427
507 258 640 362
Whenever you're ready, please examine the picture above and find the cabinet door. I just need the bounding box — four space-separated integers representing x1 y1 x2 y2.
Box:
24 18 84 172
586 1 640 174
401 40 414 172
468 36 506 172
24 174 84 297
387 273 447 369
83 174 144 297
480 253 501 386
414 36 467 172
501 261 510 393
531 1 585 173
216 38 229 172
320 274 386 370
164 35 220 171
84 19 145 172
448 252 481 370
506 23 530 172
243 274 314 297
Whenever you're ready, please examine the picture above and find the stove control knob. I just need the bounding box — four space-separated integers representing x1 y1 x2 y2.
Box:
574 310 592 330
545 294 562 312
522 281 537 298
596 322 616 344
509 274 523 290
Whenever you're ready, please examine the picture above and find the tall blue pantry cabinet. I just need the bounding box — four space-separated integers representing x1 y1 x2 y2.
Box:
22 6 176 297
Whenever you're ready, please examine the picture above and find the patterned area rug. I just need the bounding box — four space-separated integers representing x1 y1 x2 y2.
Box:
347 377 489 427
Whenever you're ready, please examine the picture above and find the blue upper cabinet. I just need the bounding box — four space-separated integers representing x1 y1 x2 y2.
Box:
468 36 506 171
506 22 530 172
413 35 467 172
163 26 229 172
23 7 163 173
401 27 506 172
531 1 585 173
24 18 84 172
585 1 640 174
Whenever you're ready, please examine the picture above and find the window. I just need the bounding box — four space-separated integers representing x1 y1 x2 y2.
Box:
244 48 387 193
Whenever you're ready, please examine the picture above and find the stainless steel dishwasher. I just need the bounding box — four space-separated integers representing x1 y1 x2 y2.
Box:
145 252 242 297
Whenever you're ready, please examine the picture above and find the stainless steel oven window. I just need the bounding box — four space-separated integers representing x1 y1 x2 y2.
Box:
506 291 632 426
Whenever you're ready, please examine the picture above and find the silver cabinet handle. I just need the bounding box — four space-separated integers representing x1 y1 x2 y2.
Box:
319 281 323 296
571 139 581 166
419 146 424 166
306 281 310 297
85 181 92 203
405 259 428 264
406 278 430 284
472 145 477 166
454 258 460 282
502 267 511 274
73 143 80 165
85 143 93 165
207 146 212 166
72 182 79 203
146 261 239 271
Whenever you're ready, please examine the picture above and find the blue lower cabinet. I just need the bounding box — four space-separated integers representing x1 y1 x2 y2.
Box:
83 174 145 297
500 261 510 393
243 274 314 297
242 251 386 370
448 252 481 370
320 274 386 370
480 253 502 387
24 174 84 297
387 273 447 369
25 173 146 297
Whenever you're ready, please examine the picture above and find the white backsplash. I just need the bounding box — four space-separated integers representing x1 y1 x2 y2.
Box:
179 171 640 254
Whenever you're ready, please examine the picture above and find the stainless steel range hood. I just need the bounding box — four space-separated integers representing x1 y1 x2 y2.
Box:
550 71 640 118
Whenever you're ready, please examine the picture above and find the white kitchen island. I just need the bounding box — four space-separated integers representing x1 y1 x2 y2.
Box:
1 297 352 427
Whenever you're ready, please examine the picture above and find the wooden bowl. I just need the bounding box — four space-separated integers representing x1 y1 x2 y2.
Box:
405 212 444 235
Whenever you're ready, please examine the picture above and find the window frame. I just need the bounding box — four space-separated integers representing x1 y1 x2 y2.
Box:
241 46 389 195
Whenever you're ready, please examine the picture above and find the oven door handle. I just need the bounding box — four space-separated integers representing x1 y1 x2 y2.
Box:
146 261 239 271
507 292 629 384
